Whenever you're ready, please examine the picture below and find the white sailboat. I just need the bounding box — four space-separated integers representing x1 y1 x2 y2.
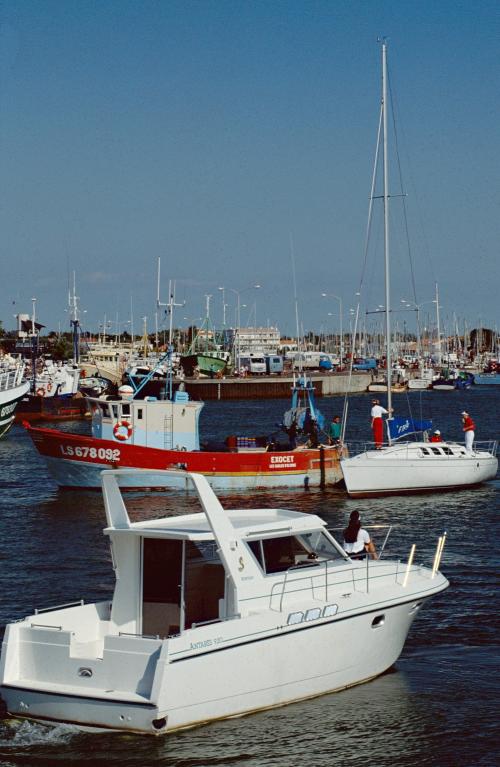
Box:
340 42 498 497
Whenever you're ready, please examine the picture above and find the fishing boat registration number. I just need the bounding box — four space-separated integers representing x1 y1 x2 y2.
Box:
60 445 121 461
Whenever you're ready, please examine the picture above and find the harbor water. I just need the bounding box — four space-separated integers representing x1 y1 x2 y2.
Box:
0 388 498 767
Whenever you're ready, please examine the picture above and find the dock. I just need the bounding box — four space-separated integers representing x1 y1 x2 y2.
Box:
169 372 371 400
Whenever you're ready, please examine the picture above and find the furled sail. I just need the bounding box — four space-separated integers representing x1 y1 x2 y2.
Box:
387 416 432 441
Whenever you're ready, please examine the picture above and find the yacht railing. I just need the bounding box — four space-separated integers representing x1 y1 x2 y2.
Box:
327 524 393 560
270 531 446 611
343 439 497 457
0 365 24 391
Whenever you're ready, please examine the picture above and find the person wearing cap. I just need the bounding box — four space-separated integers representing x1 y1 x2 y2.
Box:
370 398 393 449
462 411 476 453
430 429 443 443
343 511 377 560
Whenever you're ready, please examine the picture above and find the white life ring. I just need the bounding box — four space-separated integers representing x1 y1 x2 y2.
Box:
113 421 133 441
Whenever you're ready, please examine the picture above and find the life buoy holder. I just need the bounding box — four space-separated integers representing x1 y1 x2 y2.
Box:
113 421 133 441
36 387 46 397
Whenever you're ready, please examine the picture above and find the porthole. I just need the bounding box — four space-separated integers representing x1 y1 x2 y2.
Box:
371 614 385 628
287 611 304 625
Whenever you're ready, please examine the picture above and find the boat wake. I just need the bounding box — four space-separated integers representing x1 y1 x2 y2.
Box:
0 716 79 747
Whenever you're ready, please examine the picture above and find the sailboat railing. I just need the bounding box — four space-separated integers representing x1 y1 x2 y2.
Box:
342 440 498 458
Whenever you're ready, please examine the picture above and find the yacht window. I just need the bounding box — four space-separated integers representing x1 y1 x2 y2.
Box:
261 536 309 573
121 404 130 416
249 531 344 574
421 448 430 456
431 447 442 455
247 539 264 568
137 409 143 420
101 404 110 417
111 405 119 418
441 446 453 455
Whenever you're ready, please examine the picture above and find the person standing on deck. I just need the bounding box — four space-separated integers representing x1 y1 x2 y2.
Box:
328 415 342 445
370 399 392 449
462 411 476 453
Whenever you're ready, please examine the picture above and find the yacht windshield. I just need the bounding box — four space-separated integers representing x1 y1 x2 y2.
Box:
247 531 344 574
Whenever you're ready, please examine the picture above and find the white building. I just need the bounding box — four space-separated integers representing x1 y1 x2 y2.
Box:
223 326 281 355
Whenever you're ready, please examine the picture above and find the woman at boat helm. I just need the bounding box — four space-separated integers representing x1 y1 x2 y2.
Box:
343 511 377 560
370 399 393 449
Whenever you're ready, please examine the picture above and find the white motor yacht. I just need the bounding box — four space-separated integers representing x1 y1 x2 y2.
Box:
0 468 449 734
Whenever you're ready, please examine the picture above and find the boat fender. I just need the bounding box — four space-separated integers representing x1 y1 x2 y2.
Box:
113 421 133 441
36 387 46 397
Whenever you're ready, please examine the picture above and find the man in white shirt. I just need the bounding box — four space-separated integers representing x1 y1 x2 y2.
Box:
371 398 391 448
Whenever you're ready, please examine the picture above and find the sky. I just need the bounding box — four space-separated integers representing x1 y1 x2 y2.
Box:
0 0 499 339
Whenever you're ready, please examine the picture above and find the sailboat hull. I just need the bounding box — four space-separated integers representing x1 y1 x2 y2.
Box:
341 441 498 497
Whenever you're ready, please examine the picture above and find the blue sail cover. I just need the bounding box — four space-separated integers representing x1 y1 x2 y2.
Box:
388 416 432 441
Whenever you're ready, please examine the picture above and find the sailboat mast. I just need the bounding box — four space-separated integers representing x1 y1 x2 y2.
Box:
382 41 392 419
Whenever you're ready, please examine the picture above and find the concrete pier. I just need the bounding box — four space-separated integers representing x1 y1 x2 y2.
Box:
174 372 371 400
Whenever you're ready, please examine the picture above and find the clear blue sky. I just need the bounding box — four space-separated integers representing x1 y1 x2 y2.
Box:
1 0 498 338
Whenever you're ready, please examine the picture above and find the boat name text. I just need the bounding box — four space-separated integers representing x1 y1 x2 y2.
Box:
60 445 121 461
270 455 296 465
189 636 223 651
0 402 17 417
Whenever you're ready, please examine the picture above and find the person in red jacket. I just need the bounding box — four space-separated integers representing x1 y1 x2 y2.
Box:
462 411 476 453
430 430 442 443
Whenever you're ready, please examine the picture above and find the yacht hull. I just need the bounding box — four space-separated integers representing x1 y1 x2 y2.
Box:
341 442 498 496
0 381 30 438
0 595 441 735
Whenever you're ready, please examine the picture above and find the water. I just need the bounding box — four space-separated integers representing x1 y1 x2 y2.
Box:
0 388 498 767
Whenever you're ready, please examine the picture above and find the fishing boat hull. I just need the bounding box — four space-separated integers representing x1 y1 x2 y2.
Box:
0 381 30 438
15 393 89 422
25 424 344 489
341 441 498 497
367 382 407 393
180 353 228 377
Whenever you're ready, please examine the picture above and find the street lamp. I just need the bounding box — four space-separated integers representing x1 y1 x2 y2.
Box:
321 292 343 367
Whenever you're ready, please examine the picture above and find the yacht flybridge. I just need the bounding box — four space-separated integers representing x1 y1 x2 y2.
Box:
0 468 448 734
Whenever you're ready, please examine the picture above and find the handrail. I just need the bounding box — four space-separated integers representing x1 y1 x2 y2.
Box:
34 599 84 614
328 524 393 560
272 559 408 610
343 439 498 458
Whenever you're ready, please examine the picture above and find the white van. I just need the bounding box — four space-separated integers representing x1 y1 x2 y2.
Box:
239 355 267 375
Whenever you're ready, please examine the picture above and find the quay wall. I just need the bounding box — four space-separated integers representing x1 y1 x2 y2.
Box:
178 372 371 401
